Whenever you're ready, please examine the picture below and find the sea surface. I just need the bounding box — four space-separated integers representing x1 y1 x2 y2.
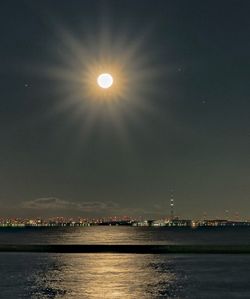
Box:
1 227 250 298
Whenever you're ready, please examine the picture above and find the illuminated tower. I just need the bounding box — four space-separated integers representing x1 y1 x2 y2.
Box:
170 193 174 221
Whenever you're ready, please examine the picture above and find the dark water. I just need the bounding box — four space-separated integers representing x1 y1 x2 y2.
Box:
1 226 250 245
1 253 250 298
1 227 250 298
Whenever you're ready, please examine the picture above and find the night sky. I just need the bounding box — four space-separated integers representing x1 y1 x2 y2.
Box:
1 0 250 219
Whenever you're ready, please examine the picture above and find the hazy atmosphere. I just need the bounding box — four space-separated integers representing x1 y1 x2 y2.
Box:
1 0 250 218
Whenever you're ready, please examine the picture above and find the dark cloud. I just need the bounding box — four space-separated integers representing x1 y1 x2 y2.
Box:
20 197 164 218
22 197 118 213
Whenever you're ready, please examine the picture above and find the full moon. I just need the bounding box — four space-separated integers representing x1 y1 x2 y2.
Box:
97 73 113 89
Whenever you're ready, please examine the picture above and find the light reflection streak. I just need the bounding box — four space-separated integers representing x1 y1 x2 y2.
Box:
30 253 177 298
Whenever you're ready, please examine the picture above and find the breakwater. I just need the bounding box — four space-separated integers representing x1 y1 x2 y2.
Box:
1 244 250 253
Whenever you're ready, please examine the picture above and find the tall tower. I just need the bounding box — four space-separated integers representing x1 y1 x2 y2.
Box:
170 192 174 221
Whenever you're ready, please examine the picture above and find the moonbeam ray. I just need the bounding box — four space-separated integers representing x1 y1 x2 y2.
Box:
44 22 163 145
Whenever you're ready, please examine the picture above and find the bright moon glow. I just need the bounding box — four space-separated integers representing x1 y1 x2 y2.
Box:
97 73 113 89
47 24 160 142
